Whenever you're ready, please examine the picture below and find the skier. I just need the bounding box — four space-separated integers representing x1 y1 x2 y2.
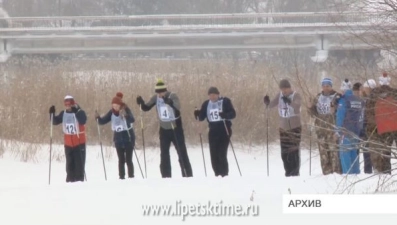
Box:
95 92 135 179
49 95 87 182
335 87 364 174
308 78 342 175
379 71 391 86
193 87 236 177
359 80 375 174
365 82 397 174
136 79 193 178
264 79 302 177
341 78 352 93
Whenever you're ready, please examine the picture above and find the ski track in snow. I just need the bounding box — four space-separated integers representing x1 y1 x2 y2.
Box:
0 143 397 225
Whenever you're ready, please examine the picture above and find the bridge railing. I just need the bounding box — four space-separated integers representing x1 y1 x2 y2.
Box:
0 11 392 30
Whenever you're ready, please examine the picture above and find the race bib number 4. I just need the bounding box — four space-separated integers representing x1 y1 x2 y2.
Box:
65 123 76 134
209 109 221 121
160 106 170 120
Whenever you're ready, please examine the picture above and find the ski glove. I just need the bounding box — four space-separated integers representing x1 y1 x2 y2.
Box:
94 111 100 120
71 105 79 114
136 96 145 106
263 95 270 106
49 105 55 114
194 109 200 119
282 96 291 104
219 112 226 119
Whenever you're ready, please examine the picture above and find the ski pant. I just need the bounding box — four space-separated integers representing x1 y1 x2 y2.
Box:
279 127 301 177
317 131 342 175
208 127 230 177
159 126 193 178
339 136 360 174
115 141 134 179
65 144 86 182
359 135 373 174
369 132 395 174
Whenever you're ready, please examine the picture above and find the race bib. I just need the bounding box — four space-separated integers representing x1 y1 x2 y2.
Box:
65 123 76 134
318 103 330 114
209 109 221 122
160 106 170 120
115 125 124 132
280 108 290 118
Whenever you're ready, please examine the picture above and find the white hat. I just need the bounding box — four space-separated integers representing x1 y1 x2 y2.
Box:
64 95 74 100
363 79 377 89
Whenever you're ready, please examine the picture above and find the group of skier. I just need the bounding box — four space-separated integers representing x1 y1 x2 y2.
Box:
49 79 236 182
264 71 394 177
49 72 395 182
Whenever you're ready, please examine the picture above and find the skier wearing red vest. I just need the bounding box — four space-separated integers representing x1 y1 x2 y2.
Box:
49 95 87 182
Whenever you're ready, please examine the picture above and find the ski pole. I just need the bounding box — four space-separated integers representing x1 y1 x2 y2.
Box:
49 113 53 185
195 109 207 177
265 105 269 176
222 119 242 176
95 111 107 181
123 114 144 179
170 122 188 177
72 112 87 182
140 104 147 178
309 121 312 176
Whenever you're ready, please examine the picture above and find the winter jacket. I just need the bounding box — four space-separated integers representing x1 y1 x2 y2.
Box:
53 105 87 148
364 85 397 136
335 90 364 137
140 91 183 130
197 97 236 131
97 106 135 148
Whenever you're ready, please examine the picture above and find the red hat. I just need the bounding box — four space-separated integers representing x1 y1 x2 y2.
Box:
112 92 123 105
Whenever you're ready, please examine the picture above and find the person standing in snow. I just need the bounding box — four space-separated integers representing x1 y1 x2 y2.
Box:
49 95 87 182
308 78 342 175
358 80 375 174
95 92 136 179
335 86 365 174
194 87 236 177
341 79 352 93
379 71 391 86
365 81 397 174
136 79 193 178
264 79 302 177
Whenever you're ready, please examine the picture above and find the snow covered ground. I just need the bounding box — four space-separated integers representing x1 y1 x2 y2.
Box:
0 142 397 225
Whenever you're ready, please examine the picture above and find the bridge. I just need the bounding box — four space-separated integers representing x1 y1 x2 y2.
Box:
0 11 395 62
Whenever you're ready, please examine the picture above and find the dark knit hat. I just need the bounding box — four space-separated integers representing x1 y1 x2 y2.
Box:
279 79 291 89
111 92 123 105
208 87 220 95
155 78 167 93
353 82 362 91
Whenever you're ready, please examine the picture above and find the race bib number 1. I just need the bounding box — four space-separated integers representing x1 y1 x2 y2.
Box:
209 109 221 121
281 108 290 118
66 123 76 134
160 106 170 119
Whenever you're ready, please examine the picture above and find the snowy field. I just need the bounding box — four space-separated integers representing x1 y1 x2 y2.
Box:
1 142 397 225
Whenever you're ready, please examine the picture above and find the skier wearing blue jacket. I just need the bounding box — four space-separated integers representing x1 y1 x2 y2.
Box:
335 88 365 174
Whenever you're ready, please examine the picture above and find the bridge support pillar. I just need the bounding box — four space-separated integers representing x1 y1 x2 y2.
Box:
0 39 10 63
